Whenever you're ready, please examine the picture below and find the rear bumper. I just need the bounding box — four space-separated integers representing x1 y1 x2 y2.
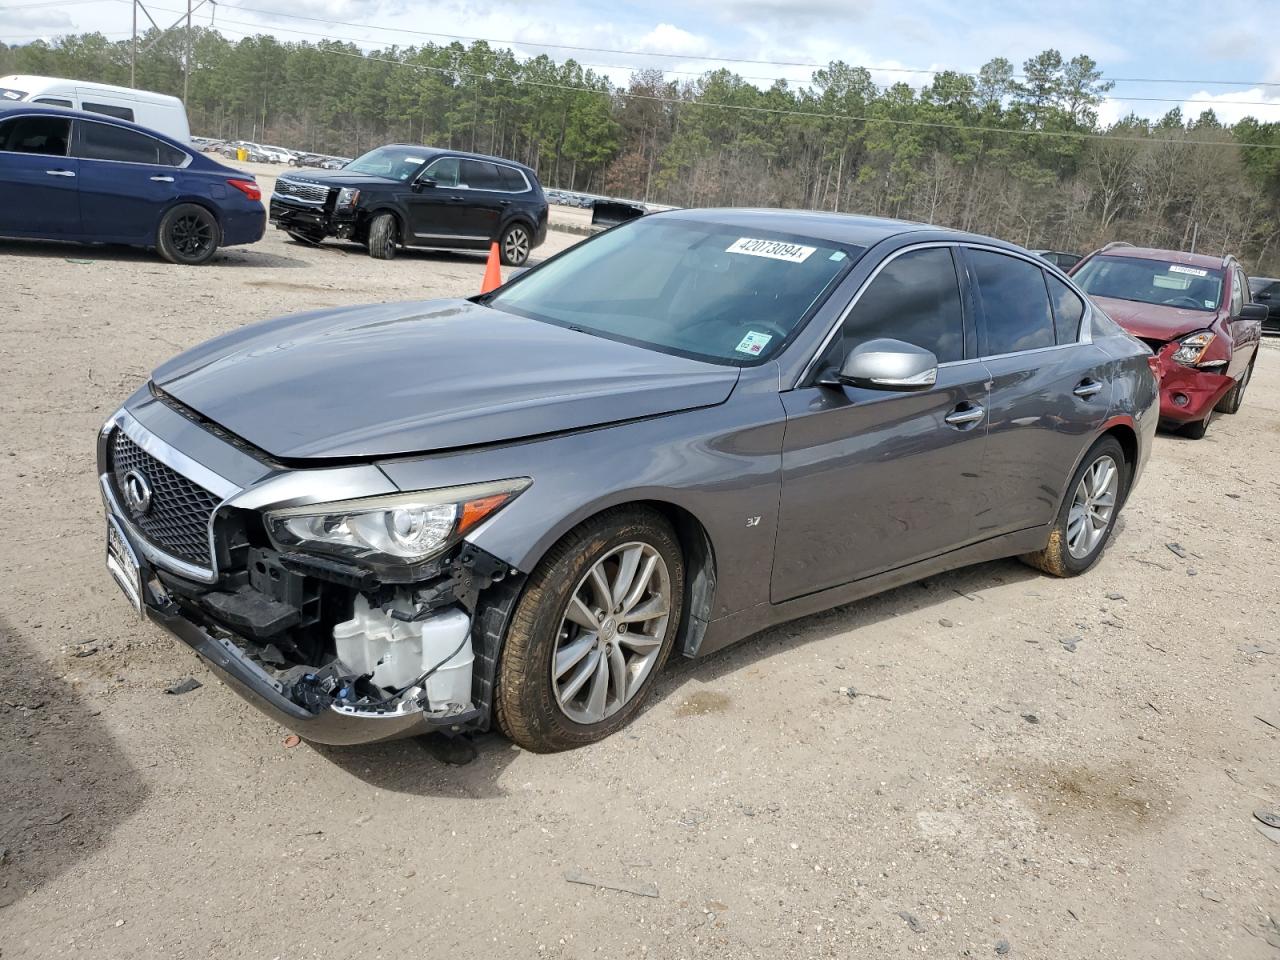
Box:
222 204 267 247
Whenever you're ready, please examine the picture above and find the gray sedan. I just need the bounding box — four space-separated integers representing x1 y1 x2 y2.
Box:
99 209 1158 752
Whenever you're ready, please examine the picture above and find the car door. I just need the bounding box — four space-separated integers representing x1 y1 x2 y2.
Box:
1225 266 1260 376
0 113 79 236
404 155 469 243
455 159 510 242
72 118 183 243
771 244 990 603
962 247 1112 539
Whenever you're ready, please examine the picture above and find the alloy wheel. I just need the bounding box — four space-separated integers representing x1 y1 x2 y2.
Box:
171 213 215 259
551 542 672 724
503 225 530 264
1066 454 1118 559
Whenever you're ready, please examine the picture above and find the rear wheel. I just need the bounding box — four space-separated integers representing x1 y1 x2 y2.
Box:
156 204 220 265
1021 436 1128 577
1215 357 1254 414
495 507 684 752
499 222 532 266
367 212 398 260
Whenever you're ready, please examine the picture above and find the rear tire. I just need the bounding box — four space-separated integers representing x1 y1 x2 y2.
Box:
495 507 684 753
367 212 398 260
1021 436 1129 578
1215 358 1253 414
156 204 220 265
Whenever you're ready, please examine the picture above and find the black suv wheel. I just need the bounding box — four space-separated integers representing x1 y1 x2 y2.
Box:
499 222 532 267
367 212 398 260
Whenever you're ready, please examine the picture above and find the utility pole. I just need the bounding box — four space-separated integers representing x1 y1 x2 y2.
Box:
131 0 136 86
129 0 211 98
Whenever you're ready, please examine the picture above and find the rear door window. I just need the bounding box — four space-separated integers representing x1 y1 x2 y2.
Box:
75 121 183 165
839 246 965 363
461 159 503 190
969 249 1056 354
82 101 134 122
0 115 71 155
1046 273 1086 344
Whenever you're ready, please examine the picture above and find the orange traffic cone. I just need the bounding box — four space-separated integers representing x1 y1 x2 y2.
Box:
480 241 502 294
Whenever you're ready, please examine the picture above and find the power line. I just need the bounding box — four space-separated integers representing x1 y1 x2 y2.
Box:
193 0 1280 90
204 22 1280 151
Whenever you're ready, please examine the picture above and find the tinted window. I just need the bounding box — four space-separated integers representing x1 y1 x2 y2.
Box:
0 87 28 102
33 97 72 108
840 247 964 363
0 115 70 155
422 156 459 187
496 165 527 192
970 249 1055 354
82 101 134 121
75 121 183 165
461 159 503 190
1046 274 1086 343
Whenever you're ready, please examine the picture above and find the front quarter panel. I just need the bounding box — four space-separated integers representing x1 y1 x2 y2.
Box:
376 365 786 622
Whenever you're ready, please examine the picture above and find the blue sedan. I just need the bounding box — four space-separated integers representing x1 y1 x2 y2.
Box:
0 103 265 264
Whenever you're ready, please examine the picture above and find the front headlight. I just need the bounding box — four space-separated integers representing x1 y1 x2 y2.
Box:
265 478 530 567
336 187 360 208
1171 331 1215 366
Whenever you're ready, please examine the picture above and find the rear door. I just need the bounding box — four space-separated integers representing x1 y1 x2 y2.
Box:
72 118 184 242
0 113 79 235
456 159 510 242
962 247 1112 539
771 244 990 602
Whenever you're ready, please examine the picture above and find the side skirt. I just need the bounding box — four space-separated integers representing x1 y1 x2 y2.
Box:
689 525 1050 659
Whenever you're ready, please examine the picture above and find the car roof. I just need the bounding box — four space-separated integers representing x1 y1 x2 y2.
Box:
381 143 538 176
0 74 185 107
644 207 1010 250
1093 245 1231 270
0 100 189 148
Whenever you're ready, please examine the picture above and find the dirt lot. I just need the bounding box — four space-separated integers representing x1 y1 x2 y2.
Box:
1 175 1278 959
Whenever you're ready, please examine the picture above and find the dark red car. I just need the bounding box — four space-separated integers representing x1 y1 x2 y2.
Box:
1071 245 1264 438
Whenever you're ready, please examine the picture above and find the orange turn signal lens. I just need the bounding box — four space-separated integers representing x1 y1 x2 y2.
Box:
458 493 513 534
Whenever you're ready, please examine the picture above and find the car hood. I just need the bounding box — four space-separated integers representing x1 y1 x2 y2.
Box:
277 169 396 188
151 300 740 460
1088 295 1217 341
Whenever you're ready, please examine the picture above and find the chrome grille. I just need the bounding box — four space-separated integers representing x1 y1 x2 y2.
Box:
110 430 219 568
272 177 329 204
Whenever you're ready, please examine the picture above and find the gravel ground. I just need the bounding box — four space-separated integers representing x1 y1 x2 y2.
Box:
1 177 1278 959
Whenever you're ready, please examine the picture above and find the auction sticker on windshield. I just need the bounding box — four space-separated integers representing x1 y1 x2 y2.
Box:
726 237 816 263
1169 265 1209 277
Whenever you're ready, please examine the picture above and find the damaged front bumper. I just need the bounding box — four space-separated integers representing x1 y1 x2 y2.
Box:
1151 348 1234 424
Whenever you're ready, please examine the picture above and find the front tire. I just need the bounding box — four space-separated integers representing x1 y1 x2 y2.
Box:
499 222 532 266
1021 436 1128 577
367 212 398 260
156 204 220 265
495 507 685 753
1215 358 1253 415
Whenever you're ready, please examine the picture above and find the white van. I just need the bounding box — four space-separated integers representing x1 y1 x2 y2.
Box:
0 74 191 143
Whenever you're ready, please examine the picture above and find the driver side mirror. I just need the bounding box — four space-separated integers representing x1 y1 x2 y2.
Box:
821 338 939 391
1239 303 1268 322
413 176 436 192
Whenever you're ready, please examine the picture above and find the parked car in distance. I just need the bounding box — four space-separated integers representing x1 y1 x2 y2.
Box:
1071 246 1262 438
1249 276 1280 334
0 103 265 264
99 209 1157 752
269 143 549 264
0 74 191 143
256 143 295 164
1032 249 1082 271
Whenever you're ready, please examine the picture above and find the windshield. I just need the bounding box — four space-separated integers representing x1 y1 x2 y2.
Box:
1074 255 1223 312
344 145 431 181
490 217 861 365
0 87 28 102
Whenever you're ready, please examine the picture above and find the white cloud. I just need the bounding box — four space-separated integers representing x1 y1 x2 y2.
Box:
1181 88 1280 125
635 23 708 58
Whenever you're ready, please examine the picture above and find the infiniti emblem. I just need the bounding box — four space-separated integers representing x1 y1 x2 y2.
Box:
123 468 153 516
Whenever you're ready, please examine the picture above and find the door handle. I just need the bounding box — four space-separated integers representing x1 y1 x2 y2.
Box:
944 403 985 427
446 196 465 202
45 169 76 177
1073 379 1103 399
499 199 511 206
150 175 175 182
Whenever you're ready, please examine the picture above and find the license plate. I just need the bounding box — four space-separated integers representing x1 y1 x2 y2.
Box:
106 514 143 616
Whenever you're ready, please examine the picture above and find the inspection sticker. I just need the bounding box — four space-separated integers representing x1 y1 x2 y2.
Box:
735 331 774 356
1168 264 1208 277
726 237 816 263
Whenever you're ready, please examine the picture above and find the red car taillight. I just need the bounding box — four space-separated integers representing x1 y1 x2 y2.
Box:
227 178 261 202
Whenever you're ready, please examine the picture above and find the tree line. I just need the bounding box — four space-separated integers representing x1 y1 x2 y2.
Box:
3 30 1279 270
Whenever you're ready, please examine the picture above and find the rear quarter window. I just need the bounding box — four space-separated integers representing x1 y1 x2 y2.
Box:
1046 274 1086 343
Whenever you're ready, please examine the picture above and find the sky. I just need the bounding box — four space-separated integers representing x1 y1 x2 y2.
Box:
3 0 1280 126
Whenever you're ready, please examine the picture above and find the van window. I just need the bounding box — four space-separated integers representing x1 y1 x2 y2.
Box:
0 115 71 156
82 101 135 122
33 97 73 108
0 87 27 102
75 120 184 165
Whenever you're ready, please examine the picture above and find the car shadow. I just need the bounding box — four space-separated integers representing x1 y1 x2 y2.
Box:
0 237 309 269
0 615 150 908
309 731 518 800
290 239 547 268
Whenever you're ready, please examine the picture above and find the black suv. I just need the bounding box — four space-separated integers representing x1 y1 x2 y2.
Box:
269 144 548 265
1249 276 1280 333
